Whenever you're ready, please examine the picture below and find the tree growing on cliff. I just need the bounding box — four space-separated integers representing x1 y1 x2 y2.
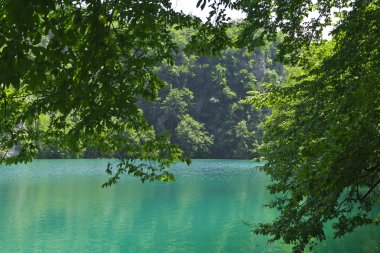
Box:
161 87 194 135
174 114 214 158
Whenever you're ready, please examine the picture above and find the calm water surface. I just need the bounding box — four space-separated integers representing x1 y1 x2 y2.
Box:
0 159 379 252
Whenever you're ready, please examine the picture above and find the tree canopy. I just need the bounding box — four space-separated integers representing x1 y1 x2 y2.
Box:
0 0 209 182
174 114 214 158
1 0 379 251
243 0 380 251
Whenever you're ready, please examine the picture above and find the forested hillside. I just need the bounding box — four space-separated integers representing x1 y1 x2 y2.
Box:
142 28 284 159
38 28 285 159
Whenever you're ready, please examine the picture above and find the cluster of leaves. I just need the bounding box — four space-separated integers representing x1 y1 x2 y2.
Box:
233 0 353 62
194 0 353 61
1 0 222 182
160 87 194 134
174 114 214 158
249 1 380 251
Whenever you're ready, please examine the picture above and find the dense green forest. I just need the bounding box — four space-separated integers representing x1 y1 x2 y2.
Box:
35 28 284 159
142 29 284 159
1 1 379 252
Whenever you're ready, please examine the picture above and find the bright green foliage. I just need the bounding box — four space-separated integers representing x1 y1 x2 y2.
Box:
0 0 215 182
174 114 214 158
0 0 282 167
140 26 283 159
229 120 257 158
196 0 352 62
161 88 194 118
2 0 379 250
249 1 380 251
160 87 194 134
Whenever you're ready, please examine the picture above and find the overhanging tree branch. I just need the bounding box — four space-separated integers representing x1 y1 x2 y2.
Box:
359 179 380 201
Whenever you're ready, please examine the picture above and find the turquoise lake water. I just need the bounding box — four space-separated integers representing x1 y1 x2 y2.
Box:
0 159 379 252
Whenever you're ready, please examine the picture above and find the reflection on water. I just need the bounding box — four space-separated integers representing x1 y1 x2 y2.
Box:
0 159 379 252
